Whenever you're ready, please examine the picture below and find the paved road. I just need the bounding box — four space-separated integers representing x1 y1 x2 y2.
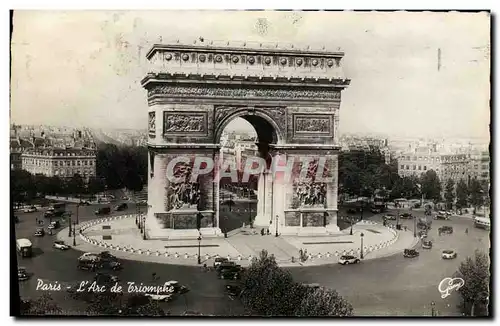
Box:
15 204 489 316
290 209 490 316
15 203 243 315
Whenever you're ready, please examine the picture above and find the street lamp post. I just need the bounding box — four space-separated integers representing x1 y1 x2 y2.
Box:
68 217 72 237
76 203 80 225
72 221 77 246
143 215 146 240
413 214 417 238
431 301 436 316
197 235 202 264
350 217 354 236
360 232 364 259
275 215 279 237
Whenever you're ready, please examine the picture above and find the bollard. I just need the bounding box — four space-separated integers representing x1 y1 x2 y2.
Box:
165 252 169 257
184 253 189 259
326 252 331 258
205 254 210 260
237 255 242 261
174 253 179 258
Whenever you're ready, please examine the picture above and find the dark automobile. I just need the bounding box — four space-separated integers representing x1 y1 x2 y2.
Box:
114 203 128 211
44 211 55 218
48 220 60 229
77 259 99 271
168 281 189 294
403 249 419 258
79 200 91 206
94 272 119 284
18 267 29 281
439 226 453 235
34 227 45 237
213 257 229 268
400 213 413 219
216 261 237 272
347 208 358 214
95 207 111 215
219 270 241 280
99 260 122 271
225 284 241 296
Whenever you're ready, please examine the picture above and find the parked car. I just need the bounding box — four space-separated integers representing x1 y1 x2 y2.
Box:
383 214 396 220
77 258 99 271
213 257 229 268
442 250 457 260
114 203 128 211
446 211 454 216
403 249 419 258
422 240 433 249
79 201 91 206
439 226 454 235
53 241 70 250
225 284 241 297
23 206 37 213
338 255 360 265
18 267 30 281
34 228 45 237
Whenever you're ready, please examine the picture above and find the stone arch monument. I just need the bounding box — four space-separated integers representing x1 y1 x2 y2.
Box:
141 41 350 239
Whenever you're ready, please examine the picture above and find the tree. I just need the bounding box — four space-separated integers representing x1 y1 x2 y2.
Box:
241 250 304 316
19 294 62 315
456 179 469 209
87 177 106 196
444 179 455 209
295 286 354 316
420 170 441 202
65 174 85 195
456 250 490 316
10 169 34 205
468 178 484 211
240 250 353 316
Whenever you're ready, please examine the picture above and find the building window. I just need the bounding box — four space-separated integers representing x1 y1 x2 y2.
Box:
77 160 81 166
72 161 75 166
424 166 427 170
413 165 416 170
418 166 421 170
84 161 88 166
401 165 404 170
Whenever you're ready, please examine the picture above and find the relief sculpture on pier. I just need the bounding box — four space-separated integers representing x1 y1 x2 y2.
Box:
164 112 207 134
168 162 201 210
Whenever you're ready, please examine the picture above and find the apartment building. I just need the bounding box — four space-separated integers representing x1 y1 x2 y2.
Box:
21 148 96 179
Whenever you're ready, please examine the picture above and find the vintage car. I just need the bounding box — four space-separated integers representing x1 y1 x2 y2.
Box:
403 249 419 258
338 255 361 265
439 226 454 235
18 267 30 281
34 227 45 237
422 240 433 249
225 284 242 297
53 241 70 250
442 250 458 260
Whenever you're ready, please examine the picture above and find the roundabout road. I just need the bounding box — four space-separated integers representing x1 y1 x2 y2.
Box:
15 205 489 316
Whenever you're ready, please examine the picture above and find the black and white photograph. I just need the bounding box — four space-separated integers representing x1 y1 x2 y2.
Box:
9 9 491 317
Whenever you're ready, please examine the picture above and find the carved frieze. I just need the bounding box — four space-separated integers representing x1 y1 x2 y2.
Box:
148 112 156 136
149 85 341 101
294 182 327 207
293 114 333 137
163 112 208 135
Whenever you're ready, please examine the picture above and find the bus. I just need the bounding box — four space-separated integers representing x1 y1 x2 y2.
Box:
474 217 490 230
49 203 66 217
16 238 33 258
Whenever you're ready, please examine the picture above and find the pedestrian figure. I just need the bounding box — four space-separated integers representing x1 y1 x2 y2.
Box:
465 228 468 235
266 229 270 235
152 272 157 281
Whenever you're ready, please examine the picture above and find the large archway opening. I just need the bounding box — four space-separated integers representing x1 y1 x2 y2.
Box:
217 111 279 234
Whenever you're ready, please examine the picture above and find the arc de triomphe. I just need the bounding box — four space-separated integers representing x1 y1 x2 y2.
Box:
141 41 350 239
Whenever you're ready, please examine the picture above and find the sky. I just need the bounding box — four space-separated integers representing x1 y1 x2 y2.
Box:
10 10 490 140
